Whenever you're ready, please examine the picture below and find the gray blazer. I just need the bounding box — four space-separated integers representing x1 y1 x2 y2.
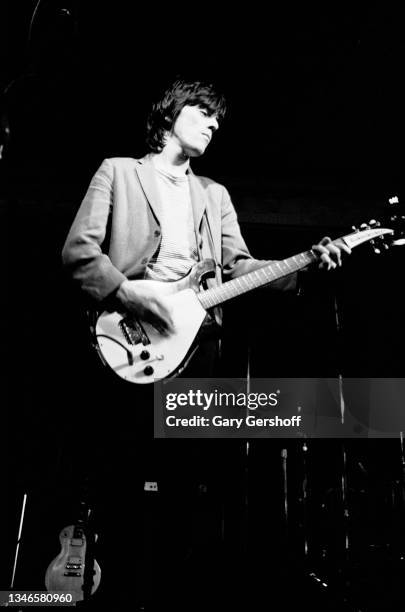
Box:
62 156 295 303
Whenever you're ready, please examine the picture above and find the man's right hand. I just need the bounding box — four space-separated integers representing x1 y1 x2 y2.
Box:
116 280 174 336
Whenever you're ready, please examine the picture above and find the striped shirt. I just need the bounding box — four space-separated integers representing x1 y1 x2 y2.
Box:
145 165 198 281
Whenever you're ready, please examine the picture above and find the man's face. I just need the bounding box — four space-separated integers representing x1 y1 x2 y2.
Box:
170 104 219 157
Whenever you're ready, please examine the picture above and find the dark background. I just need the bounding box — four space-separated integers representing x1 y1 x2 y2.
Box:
3 1 405 610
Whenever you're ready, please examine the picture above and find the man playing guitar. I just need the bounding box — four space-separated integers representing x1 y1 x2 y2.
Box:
62 76 351 379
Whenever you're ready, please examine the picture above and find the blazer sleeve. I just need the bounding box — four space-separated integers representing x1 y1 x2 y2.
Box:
62 159 127 301
220 186 297 292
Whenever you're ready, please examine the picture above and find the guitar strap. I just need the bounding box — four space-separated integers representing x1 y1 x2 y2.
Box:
200 209 223 357
193 210 213 264
203 209 220 270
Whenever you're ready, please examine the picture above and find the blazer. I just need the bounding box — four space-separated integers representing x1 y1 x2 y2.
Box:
62 156 296 306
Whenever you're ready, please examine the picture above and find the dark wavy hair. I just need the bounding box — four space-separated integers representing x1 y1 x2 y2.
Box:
145 77 227 153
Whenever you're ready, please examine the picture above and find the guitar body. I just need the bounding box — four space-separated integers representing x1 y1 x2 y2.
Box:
94 259 215 384
45 525 101 603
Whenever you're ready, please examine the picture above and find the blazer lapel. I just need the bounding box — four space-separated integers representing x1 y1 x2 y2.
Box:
189 170 222 265
134 156 162 222
188 169 207 231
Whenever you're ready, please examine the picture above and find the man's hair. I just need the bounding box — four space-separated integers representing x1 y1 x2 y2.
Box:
145 77 227 153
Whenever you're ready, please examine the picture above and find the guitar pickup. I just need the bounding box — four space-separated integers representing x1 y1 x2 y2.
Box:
119 316 150 346
70 538 84 546
64 571 82 577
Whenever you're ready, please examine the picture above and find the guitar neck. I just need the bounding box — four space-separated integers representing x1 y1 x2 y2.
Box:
198 249 317 309
197 225 393 310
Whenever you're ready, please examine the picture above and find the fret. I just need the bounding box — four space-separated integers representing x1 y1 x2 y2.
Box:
253 270 261 284
284 259 293 271
258 267 268 283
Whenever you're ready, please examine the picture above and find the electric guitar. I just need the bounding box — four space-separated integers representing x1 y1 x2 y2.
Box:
91 224 393 384
45 501 101 603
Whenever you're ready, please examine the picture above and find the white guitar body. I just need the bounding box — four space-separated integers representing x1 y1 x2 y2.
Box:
96 288 207 384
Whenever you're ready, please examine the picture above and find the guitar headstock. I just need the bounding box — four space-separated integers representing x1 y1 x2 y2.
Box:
349 194 405 254
349 219 392 255
344 219 393 253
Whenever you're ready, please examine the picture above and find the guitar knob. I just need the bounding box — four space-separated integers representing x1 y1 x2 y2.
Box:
144 365 154 376
140 350 150 360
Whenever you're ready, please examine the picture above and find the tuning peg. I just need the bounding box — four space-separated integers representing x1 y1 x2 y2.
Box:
351 225 359 232
370 240 381 255
368 219 381 227
388 196 399 205
360 223 370 230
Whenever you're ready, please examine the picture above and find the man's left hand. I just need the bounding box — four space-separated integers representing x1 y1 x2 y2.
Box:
312 236 351 270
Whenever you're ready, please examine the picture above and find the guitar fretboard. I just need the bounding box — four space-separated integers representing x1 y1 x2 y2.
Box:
198 250 318 309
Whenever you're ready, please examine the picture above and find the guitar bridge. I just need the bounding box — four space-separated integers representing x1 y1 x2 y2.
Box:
119 316 150 346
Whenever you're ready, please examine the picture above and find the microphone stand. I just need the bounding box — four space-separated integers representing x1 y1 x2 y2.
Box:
243 344 251 559
334 294 351 561
397 431 405 557
10 493 28 590
7 492 28 612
